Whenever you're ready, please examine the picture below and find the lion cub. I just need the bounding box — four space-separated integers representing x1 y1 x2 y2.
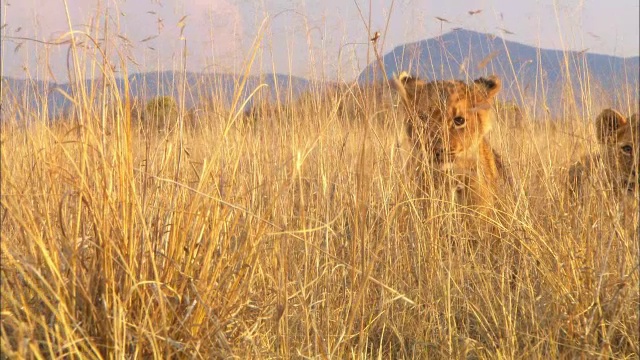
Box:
569 109 639 197
392 72 508 214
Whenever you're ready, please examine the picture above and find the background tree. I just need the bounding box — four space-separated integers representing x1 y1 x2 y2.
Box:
145 96 178 132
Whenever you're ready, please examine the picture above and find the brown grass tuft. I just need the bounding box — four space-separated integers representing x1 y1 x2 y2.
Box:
1 3 638 359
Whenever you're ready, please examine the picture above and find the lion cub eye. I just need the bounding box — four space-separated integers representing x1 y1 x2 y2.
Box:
453 116 466 127
621 144 633 155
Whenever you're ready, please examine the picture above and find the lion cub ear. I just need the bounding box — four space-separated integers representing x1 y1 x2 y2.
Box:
595 109 627 144
392 71 425 108
472 75 501 105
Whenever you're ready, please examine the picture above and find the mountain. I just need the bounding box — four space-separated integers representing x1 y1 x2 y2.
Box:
2 72 310 121
3 31 638 122
358 29 639 116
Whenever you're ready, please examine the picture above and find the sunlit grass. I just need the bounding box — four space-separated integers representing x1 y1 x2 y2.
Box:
1 2 638 359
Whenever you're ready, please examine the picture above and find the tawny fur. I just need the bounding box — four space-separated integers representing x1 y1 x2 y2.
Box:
392 72 507 213
569 109 639 197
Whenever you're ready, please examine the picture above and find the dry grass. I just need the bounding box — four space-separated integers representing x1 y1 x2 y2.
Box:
1 6 638 360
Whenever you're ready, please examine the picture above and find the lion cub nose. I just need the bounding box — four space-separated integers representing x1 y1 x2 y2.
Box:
434 148 444 162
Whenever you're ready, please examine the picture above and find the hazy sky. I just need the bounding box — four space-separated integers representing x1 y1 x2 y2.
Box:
2 0 639 81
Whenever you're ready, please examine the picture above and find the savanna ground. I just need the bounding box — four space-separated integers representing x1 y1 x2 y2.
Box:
1 22 639 360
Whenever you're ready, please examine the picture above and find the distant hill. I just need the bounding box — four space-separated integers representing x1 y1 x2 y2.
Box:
358 29 639 116
3 30 638 122
2 72 310 121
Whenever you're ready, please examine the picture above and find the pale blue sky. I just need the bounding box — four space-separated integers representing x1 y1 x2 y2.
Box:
2 0 638 81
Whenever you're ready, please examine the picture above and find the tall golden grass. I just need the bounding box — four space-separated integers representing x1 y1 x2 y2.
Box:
1 4 638 359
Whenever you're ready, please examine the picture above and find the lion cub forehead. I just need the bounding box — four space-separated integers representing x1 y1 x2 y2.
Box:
425 80 468 95
629 114 640 137
416 81 473 110
618 115 639 142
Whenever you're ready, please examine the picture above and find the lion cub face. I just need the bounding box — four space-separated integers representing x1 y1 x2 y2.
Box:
569 109 639 197
392 73 505 212
596 109 639 194
392 73 501 168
